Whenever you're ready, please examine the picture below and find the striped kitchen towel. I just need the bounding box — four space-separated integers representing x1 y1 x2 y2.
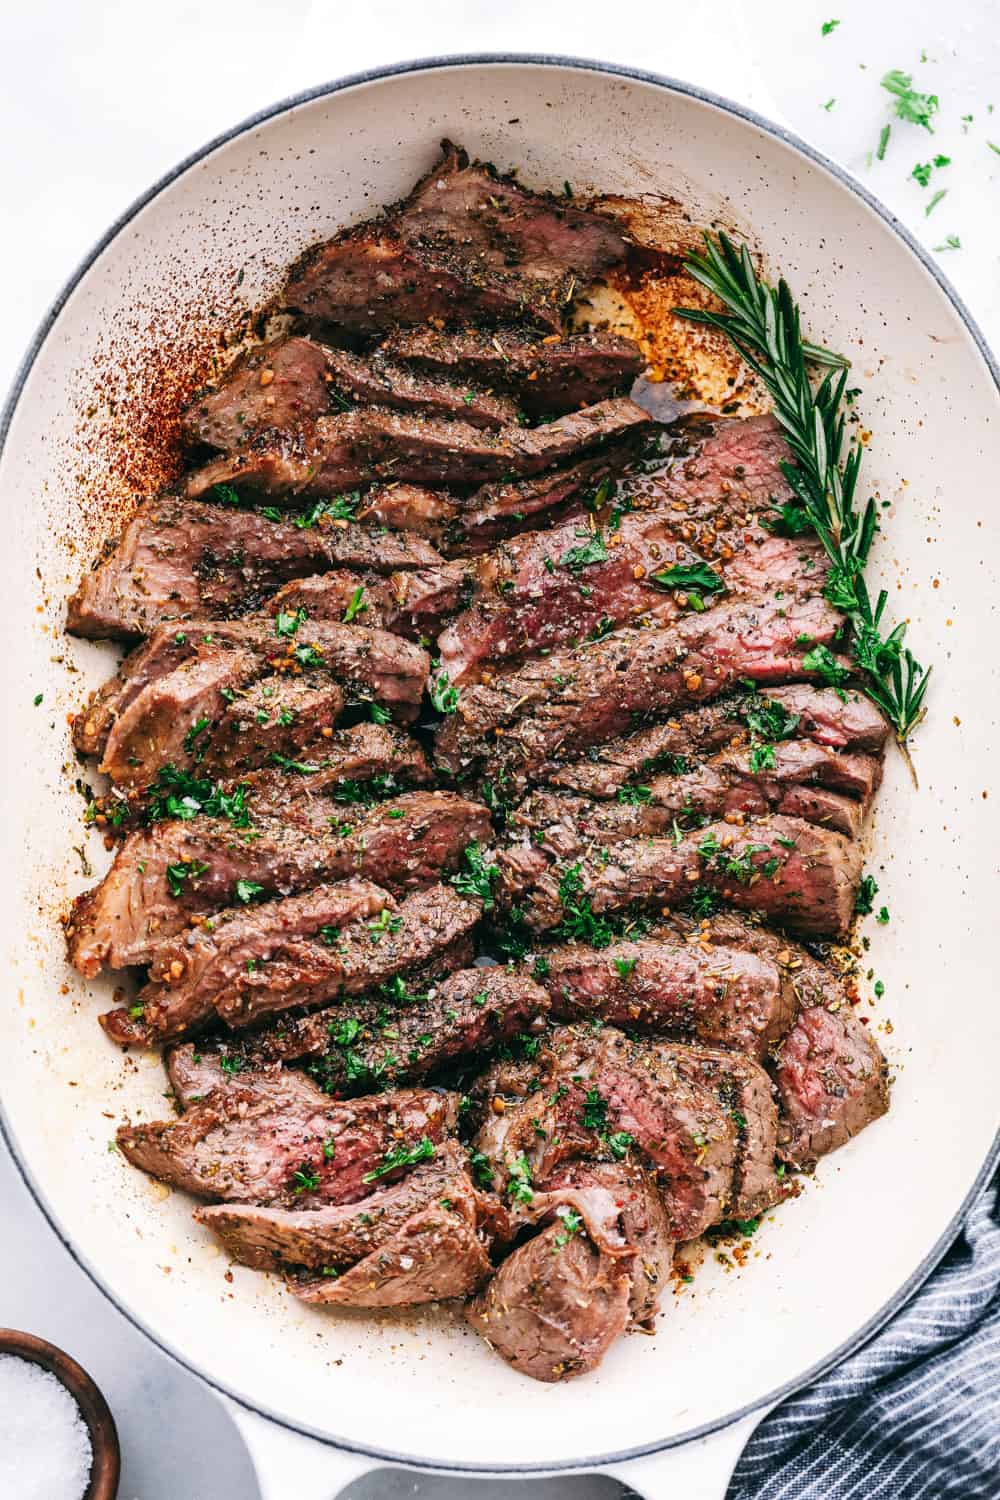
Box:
727 1170 1000 1500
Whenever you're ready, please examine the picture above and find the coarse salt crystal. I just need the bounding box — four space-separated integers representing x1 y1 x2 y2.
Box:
0 1353 93 1500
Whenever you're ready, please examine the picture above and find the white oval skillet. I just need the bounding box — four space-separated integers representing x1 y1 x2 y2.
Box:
1 55 998 1500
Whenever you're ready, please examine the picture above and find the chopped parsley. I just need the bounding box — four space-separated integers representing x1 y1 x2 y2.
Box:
581 1086 609 1131
802 642 850 687
554 861 615 948
553 1206 583 1249
362 1136 435 1183
234 878 264 905
368 908 403 941
506 1153 534 1205
559 532 608 572
183 716 211 753
649 561 725 611
292 642 325 668
468 1149 496 1190
293 493 359 528
146 766 251 827
613 956 637 980
450 840 499 910
855 874 879 915
212 483 242 506
291 1167 321 1194
607 1131 634 1160
616 783 652 805
274 607 306 638
881 70 939 132
165 860 208 897
429 668 460 715
820 18 840 34
343 585 367 623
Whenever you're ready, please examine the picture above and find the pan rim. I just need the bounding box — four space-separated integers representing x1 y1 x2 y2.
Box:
2 50 998 1476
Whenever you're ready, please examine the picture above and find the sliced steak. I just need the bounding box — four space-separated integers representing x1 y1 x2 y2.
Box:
466 1219 631 1382
773 1004 889 1168
631 413 794 521
539 937 796 1059
75 617 430 757
539 687 889 798
212 965 550 1092
502 813 862 939
180 336 332 453
437 527 827 685
435 594 845 780
476 1024 737 1241
197 676 346 776
281 141 628 335
292 1200 493 1307
116 1073 458 1206
182 399 653 503
529 1158 674 1325
193 1139 495 1271
323 347 519 429
379 327 644 415
233 721 430 815
109 883 481 1043
66 496 441 641
99 648 258 788
651 1042 785 1220
269 572 393 627
67 791 487 977
670 909 850 1015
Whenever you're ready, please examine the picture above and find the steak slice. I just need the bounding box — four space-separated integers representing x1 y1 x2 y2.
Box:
100 648 259 788
281 141 628 335
466 1219 632 1382
434 594 845 780
67 791 487 977
292 1200 493 1307
773 1004 889 1168
379 327 644 415
444 447 634 555
502 813 862 939
322 347 519 430
539 687 888 799
193 1139 497 1271
209 965 550 1092
437 524 828 685
181 336 332 453
476 1024 737 1241
75 617 430 757
66 496 441 641
233 722 429 815
103 878 390 1044
539 937 796 1059
116 1073 458 1206
182 399 653 502
651 1042 785 1219
196 676 346 777
631 413 794 520
527 1159 674 1325
109 883 481 1043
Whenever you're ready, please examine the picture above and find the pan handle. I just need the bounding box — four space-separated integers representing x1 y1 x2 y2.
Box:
224 1402 375 1499
603 1407 772 1500
226 1397 771 1498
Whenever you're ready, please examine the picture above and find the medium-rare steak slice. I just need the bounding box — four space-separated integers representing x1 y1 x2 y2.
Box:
502 813 863 939
200 965 550 1092
438 524 829 684
466 1218 632 1382
109 882 481 1043
281 141 628 335
292 1200 493 1307
116 1073 458 1206
194 1139 500 1271
75 617 430 757
67 791 487 977
539 936 796 1059
100 648 259 789
772 1004 889 1168
631 413 794 521
181 336 332 452
476 1024 737 1241
538 686 889 799
66 496 441 641
103 879 390 1044
434 594 845 780
182 399 653 502
651 1042 785 1220
378 327 644 415
322 347 519 430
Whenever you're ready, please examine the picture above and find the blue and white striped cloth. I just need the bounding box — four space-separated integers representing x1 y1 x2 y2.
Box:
727 1171 1000 1499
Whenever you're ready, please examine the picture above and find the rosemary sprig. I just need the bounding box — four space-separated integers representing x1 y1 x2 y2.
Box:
675 232 931 752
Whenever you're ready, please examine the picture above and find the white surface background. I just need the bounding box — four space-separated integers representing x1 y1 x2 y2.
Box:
1 2 997 1496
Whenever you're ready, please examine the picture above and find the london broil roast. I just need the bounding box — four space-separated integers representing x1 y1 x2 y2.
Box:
64 140 927 1384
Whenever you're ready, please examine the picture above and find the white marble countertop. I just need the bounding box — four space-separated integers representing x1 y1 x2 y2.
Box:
1 2 997 1495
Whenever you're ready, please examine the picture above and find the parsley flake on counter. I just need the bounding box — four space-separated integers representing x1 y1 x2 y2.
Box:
881 70 939 132
820 18 840 35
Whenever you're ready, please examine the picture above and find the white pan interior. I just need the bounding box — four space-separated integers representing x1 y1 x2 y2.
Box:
1 60 998 1471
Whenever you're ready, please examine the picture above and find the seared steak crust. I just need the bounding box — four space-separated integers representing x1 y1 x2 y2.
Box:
116 1075 458 1206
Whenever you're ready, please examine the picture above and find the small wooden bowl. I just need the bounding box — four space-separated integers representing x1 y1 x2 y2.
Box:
0 1329 120 1499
